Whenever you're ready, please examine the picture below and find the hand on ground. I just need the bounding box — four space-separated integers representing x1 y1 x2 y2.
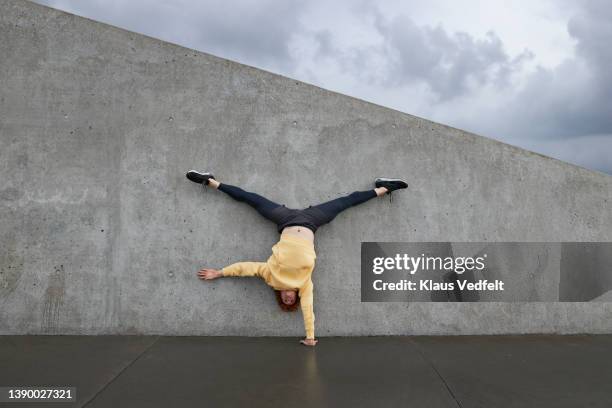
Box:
300 338 318 347
198 268 222 280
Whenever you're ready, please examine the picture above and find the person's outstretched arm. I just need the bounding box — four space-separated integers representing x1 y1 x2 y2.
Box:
298 280 317 346
221 262 269 278
198 262 270 280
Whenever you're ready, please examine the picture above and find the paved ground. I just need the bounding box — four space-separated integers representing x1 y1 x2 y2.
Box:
1 335 611 407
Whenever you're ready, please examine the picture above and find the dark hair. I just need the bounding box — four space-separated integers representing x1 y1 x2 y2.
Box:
274 289 300 312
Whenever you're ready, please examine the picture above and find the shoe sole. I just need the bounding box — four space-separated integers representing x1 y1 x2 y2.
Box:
375 177 408 188
186 170 214 184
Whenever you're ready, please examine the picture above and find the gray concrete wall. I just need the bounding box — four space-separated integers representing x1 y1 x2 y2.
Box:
1 0 611 336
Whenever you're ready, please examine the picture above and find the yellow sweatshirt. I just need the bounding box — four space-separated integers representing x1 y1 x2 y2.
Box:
221 234 317 339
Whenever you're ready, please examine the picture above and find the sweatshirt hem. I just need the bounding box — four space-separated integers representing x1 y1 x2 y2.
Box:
279 233 315 248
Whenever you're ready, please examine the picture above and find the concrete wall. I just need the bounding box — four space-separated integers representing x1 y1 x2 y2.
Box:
1 0 611 336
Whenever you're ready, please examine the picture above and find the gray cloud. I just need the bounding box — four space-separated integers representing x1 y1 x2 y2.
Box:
498 4 612 140
468 0 612 173
304 10 534 103
374 15 534 101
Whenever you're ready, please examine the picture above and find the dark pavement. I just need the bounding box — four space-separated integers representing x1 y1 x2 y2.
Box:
1 335 611 407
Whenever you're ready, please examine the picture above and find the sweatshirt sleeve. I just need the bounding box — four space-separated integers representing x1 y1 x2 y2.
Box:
222 262 269 278
299 279 315 339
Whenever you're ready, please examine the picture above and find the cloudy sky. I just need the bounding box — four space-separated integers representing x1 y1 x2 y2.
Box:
34 0 612 175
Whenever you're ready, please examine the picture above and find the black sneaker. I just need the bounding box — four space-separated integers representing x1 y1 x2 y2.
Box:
375 177 408 193
186 170 215 185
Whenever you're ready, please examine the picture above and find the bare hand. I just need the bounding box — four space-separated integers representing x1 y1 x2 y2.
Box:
300 338 318 347
197 268 222 280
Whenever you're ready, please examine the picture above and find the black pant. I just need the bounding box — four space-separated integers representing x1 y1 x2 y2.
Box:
217 183 377 234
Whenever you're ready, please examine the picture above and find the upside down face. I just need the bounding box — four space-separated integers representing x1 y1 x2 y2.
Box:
280 290 297 305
